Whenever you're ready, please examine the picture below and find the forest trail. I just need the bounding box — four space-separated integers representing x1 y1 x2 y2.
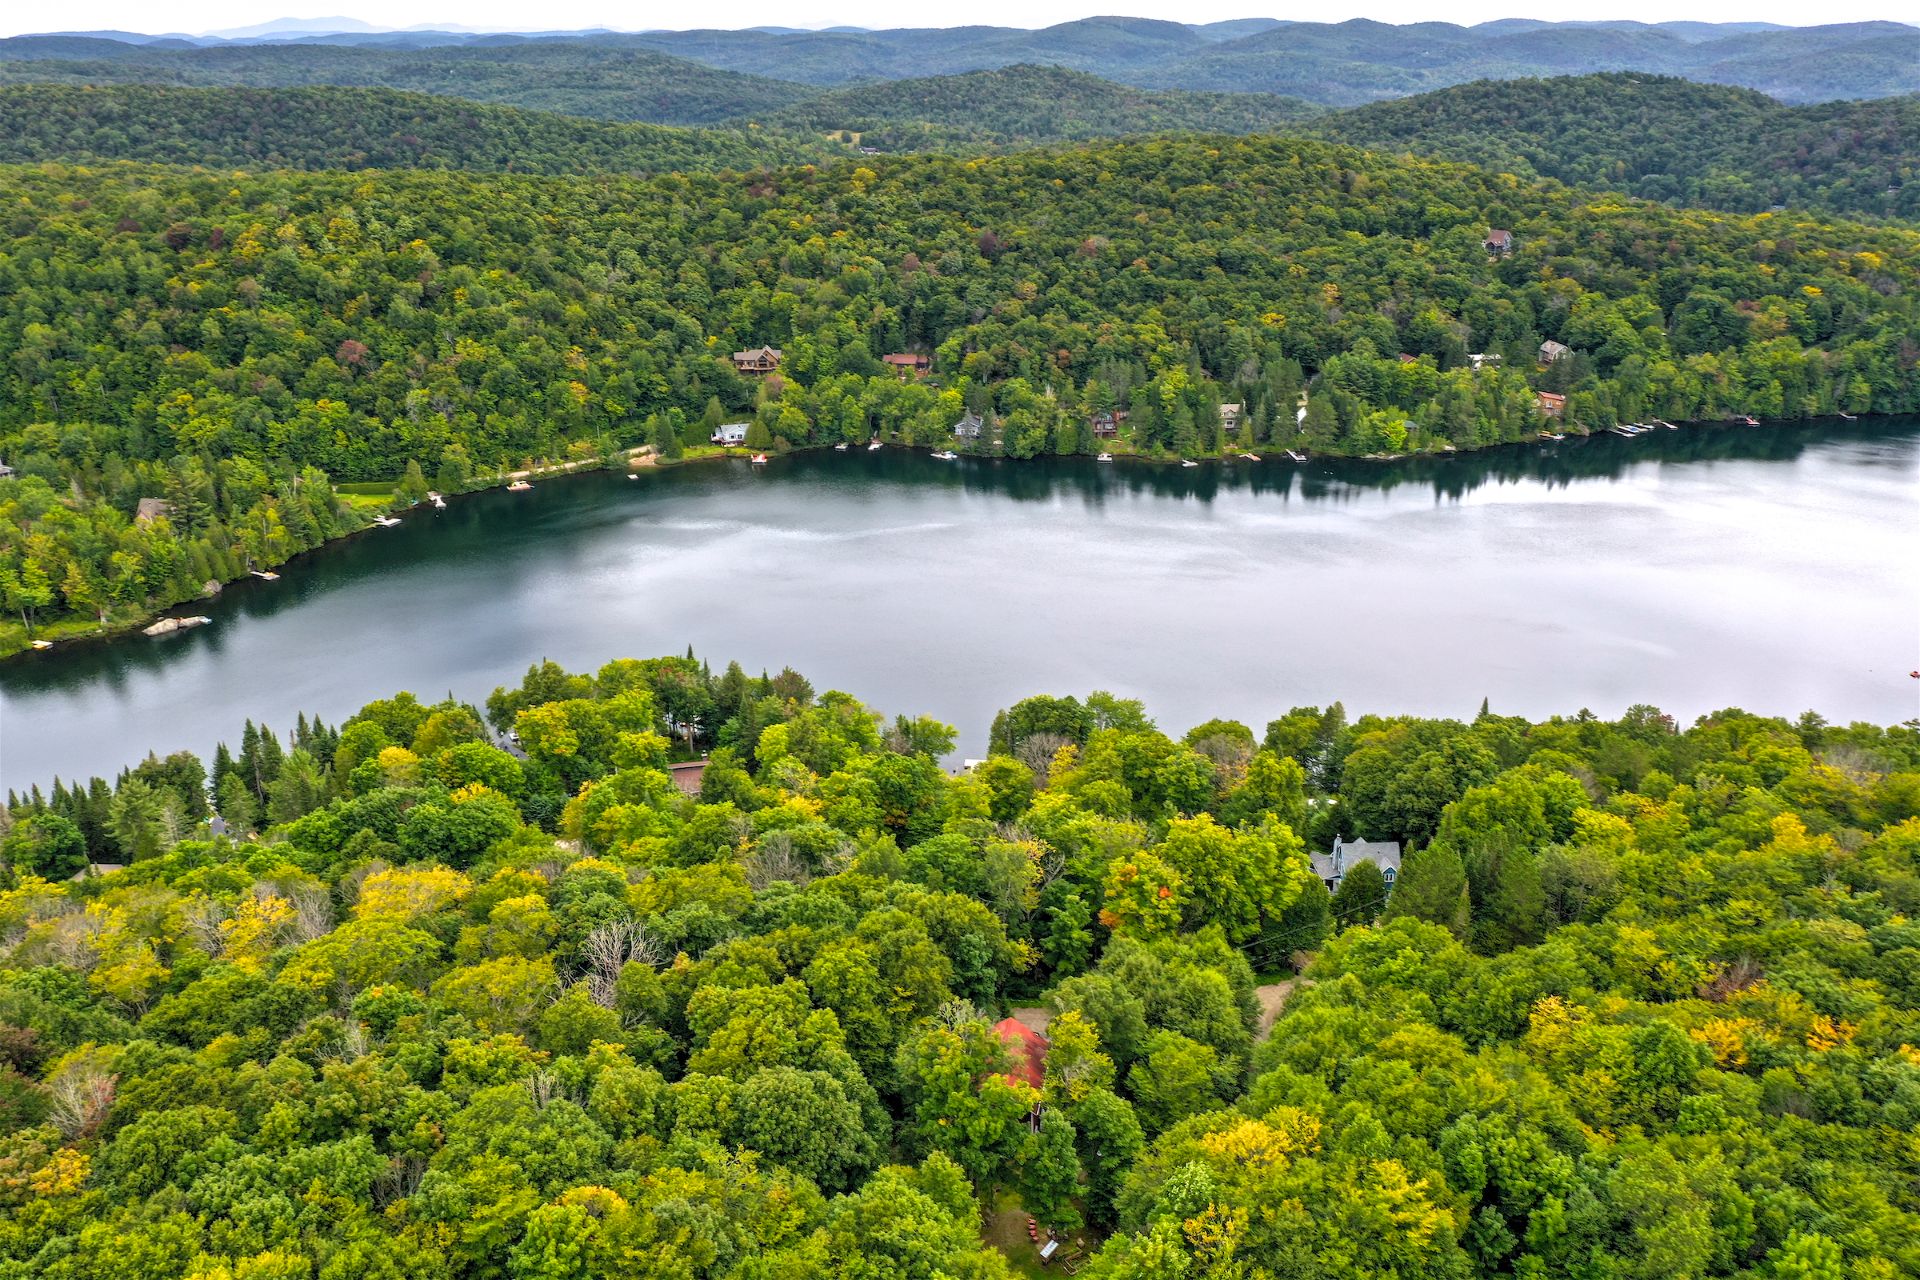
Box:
1254 980 1297 1041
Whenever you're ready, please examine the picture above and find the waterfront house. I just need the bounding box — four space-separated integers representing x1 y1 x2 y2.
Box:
882 353 930 378
1539 340 1573 364
712 423 750 446
1310 837 1402 895
1089 411 1118 437
953 412 986 440
732 346 782 374
1536 391 1567 418
1218 402 1244 431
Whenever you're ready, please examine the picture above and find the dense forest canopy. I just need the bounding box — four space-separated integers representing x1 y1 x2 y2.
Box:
1 655 1918 1278
1 136 1916 648
1 73 1907 221
749 65 1317 150
1307 75 1920 221
0 42 819 126
0 84 815 174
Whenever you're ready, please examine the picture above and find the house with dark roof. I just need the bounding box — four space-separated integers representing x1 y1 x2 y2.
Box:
1089 411 1119 437
731 346 782 374
952 412 985 440
668 759 708 795
882 353 930 378
1310 836 1402 895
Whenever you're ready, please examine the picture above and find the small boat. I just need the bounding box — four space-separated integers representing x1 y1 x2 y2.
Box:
626 473 638 480
1837 411 1857 421
30 639 52 650
1241 452 1261 461
373 514 402 527
835 442 849 451
250 569 280 581
1656 419 1678 430
1096 452 1114 463
1180 459 1199 468
1742 415 1760 426
507 480 532 492
751 453 769 465
429 492 447 508
932 450 959 461
1285 450 1307 462
867 439 882 451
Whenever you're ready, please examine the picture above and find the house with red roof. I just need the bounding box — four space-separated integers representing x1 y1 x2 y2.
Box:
992 1016 1050 1095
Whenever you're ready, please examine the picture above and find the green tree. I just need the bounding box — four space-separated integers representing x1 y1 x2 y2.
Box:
1329 859 1389 928
2 812 88 879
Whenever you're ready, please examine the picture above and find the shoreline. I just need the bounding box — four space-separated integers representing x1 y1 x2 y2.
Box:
0 411 1891 661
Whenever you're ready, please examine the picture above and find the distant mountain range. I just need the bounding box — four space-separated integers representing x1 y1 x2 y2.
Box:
0 66 1909 221
3 18 1915 104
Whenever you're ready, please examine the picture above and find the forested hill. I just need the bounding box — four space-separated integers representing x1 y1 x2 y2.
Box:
747 65 1317 150
2 137 1917 647
1309 75 1920 220
1 18 1916 108
1 655 1918 1278
0 40 817 125
0 84 816 174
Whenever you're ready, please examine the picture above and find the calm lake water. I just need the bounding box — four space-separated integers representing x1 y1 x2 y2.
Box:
3 419 1917 792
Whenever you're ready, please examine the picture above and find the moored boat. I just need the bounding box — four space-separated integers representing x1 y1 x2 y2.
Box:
507 479 533 491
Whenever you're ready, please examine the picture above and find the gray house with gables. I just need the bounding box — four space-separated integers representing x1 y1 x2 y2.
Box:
1311 837 1402 895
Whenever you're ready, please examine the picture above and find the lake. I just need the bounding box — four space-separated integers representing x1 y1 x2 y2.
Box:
3 419 1917 793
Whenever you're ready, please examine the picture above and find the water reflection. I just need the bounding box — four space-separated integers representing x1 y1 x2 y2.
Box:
2 416 1914 792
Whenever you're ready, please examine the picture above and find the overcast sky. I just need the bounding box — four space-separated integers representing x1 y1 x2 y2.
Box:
3 5 1913 39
